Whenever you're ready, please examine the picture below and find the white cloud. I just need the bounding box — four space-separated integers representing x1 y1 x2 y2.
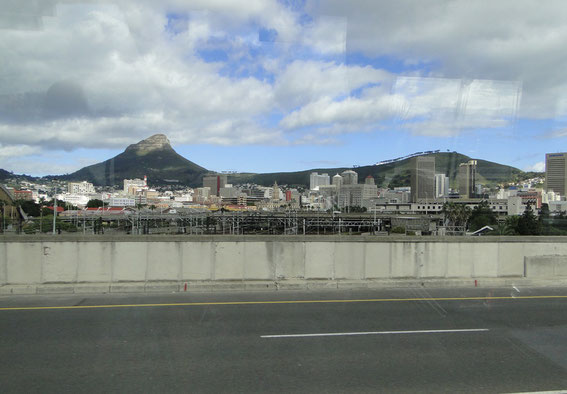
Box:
302 16 347 55
306 0 567 119
0 145 41 159
524 161 545 172
2 0 567 174
280 75 521 136
392 77 522 136
546 127 567 138
0 2 277 152
281 94 392 130
275 60 392 109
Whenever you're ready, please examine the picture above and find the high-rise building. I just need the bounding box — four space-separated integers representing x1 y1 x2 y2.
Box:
545 153 567 197
410 156 435 202
458 160 477 198
434 174 449 198
332 174 343 188
203 174 227 196
309 172 330 190
341 170 358 185
337 183 378 208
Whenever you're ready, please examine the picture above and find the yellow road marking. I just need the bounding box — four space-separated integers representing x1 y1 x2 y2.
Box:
0 295 566 311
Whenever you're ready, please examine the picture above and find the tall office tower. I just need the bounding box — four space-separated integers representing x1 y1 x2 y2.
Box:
410 156 435 203
203 174 227 196
458 160 477 198
309 172 330 190
332 174 343 188
545 153 567 197
434 174 449 198
341 170 358 185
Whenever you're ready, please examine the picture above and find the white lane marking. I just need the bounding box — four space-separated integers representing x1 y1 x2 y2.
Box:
261 328 489 338
513 286 520 293
502 391 567 394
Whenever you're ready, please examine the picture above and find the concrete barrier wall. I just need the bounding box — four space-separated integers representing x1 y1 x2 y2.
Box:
525 255 567 278
2 236 567 285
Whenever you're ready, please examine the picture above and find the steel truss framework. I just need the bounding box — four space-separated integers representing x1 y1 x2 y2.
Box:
30 211 446 236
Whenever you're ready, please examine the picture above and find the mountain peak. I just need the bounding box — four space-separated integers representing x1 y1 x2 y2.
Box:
59 133 207 186
125 134 172 154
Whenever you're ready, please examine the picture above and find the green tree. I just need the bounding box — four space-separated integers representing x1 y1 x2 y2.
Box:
516 204 542 235
442 202 472 231
469 201 497 232
23 215 78 234
539 203 551 235
14 199 41 217
496 216 519 235
86 199 104 208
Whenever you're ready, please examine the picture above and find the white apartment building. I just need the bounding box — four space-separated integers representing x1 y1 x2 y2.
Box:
542 190 562 204
123 177 147 194
56 193 90 207
67 181 95 194
310 172 330 190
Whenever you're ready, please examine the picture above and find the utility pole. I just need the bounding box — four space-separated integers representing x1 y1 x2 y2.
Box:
52 197 57 235
374 204 377 234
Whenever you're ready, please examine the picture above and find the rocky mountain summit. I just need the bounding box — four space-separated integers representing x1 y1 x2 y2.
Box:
125 134 172 154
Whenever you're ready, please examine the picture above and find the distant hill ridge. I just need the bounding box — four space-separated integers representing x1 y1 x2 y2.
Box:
1 134 536 188
234 152 528 188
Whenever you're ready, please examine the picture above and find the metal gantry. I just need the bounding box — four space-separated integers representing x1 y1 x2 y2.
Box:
25 210 446 236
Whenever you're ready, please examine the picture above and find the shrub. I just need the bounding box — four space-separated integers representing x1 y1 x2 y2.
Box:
391 226 405 234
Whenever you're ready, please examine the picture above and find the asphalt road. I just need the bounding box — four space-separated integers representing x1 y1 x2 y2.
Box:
2 287 567 393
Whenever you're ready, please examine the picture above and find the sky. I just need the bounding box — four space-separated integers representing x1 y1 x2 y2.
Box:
1 0 567 176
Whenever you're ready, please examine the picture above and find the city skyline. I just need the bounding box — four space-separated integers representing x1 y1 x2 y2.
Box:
2 1 567 176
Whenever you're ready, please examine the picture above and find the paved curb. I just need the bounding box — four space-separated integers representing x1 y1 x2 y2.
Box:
2 278 567 296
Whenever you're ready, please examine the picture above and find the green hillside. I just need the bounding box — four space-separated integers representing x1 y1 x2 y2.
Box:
235 152 525 188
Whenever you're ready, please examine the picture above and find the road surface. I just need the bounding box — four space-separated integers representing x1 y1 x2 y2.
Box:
1 287 567 393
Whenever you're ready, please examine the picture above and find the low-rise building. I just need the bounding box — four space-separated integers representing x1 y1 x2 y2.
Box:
13 189 34 200
109 197 136 207
124 177 147 194
56 193 90 207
